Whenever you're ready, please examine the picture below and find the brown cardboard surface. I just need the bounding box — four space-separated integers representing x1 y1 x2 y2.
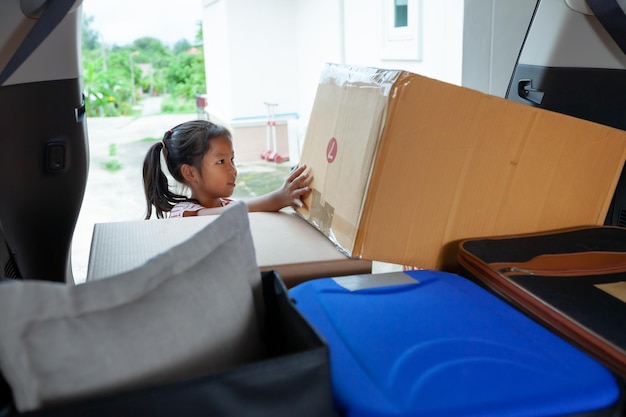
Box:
86 209 371 287
298 65 401 252
595 282 626 304
297 63 626 271
299 66 396 250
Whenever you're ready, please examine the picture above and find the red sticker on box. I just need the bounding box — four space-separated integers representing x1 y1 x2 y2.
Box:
326 137 338 163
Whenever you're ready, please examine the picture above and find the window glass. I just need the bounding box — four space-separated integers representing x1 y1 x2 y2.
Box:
395 0 408 28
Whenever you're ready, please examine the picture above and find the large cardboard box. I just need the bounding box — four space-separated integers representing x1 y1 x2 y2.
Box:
297 63 626 271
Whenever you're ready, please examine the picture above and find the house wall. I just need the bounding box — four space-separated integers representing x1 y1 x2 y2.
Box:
293 0 344 124
294 0 465 122
202 0 466 125
201 0 299 121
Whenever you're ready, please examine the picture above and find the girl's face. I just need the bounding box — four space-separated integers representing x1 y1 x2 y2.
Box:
190 136 238 206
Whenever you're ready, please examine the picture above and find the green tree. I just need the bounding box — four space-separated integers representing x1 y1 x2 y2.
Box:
195 20 203 44
165 49 206 98
173 39 192 55
132 37 171 67
81 14 100 51
83 57 133 117
81 14 206 116
164 20 206 101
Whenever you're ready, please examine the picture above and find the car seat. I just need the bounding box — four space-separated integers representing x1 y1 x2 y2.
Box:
0 0 88 283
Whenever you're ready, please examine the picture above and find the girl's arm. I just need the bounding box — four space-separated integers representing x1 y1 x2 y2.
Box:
191 165 312 216
189 206 228 216
246 164 312 212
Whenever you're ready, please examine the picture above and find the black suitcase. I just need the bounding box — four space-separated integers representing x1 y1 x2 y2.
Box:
458 226 626 379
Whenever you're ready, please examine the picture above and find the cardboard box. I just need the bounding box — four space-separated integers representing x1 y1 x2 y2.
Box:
296 63 626 271
86 210 371 288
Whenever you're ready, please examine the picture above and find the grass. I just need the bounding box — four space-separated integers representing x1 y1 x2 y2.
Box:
232 164 294 199
102 143 123 172
140 136 161 142
160 96 196 114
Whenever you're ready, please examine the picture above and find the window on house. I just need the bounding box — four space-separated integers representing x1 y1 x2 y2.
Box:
382 0 422 61
395 0 408 28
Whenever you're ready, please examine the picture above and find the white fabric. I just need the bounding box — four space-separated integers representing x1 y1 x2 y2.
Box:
169 201 205 218
0 202 263 412
169 198 233 218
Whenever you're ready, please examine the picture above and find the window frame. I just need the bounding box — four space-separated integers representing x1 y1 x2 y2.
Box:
381 0 422 61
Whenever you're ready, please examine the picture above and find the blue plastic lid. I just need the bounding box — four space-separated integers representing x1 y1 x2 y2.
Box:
290 270 620 417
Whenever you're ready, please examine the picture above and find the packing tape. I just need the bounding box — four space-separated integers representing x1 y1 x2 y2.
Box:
310 189 334 236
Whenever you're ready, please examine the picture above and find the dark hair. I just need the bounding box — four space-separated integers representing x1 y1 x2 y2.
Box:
142 120 232 219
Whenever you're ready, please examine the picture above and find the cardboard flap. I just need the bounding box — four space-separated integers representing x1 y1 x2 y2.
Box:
297 64 403 254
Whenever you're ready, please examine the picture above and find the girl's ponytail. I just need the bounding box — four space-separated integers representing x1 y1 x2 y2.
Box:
142 132 186 219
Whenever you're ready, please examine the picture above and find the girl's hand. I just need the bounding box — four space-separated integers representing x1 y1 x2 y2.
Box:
279 164 313 208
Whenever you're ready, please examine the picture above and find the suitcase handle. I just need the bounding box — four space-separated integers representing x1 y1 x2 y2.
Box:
492 251 626 277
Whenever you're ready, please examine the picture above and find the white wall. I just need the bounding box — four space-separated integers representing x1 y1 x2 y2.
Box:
202 0 233 121
203 0 466 125
202 0 299 121
294 0 344 124
294 0 465 124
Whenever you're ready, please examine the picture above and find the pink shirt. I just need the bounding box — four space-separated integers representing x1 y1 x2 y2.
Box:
169 199 233 218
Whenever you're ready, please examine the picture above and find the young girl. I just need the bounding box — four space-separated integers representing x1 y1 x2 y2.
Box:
142 120 312 219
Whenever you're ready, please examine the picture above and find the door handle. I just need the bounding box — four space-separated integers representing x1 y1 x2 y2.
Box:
518 79 545 105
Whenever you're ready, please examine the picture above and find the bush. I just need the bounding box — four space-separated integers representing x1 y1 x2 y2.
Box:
160 95 196 114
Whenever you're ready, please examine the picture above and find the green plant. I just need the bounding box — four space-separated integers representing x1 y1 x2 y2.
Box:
102 143 123 172
160 95 196 114
82 14 206 118
108 143 117 157
103 159 123 172
140 136 161 142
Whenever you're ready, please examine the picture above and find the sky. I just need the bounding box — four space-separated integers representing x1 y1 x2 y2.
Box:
81 0 204 47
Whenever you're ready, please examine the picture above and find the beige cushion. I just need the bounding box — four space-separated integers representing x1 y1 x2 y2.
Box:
0 202 263 412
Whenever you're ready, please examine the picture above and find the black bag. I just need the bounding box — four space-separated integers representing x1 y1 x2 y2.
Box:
458 226 626 379
1 271 337 417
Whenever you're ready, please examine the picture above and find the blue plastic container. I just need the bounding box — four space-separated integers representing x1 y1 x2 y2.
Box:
290 270 622 417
